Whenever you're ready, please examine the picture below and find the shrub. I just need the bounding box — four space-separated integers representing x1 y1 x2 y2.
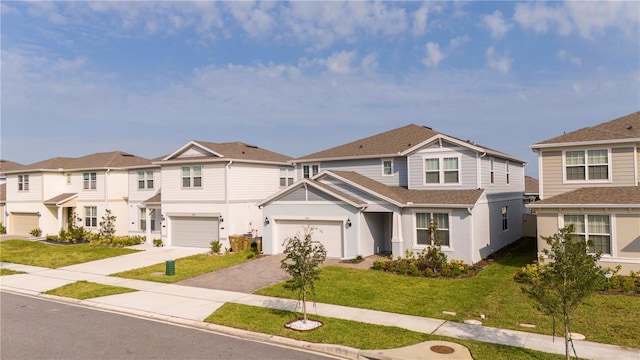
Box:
0 223 6 234
153 238 163 247
30 228 42 237
90 235 144 248
514 263 545 284
210 240 222 254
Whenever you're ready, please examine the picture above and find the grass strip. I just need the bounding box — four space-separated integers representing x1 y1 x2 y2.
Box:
205 303 564 360
45 280 137 300
0 268 24 276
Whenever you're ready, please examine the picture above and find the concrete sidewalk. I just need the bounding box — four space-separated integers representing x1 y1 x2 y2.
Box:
1 248 638 360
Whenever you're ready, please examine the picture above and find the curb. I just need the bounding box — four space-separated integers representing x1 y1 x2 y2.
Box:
1 286 361 360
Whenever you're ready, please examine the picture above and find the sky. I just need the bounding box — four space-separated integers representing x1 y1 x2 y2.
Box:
1 1 639 177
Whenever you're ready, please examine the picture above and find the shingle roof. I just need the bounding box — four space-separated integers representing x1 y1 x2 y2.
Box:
170 141 292 163
328 171 484 206
0 160 25 174
525 176 539 195
530 186 640 207
533 111 640 146
19 152 152 171
44 193 78 205
143 193 162 205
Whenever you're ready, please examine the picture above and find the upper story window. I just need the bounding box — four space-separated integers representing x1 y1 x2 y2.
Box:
83 172 97 190
138 170 154 190
303 164 319 178
182 165 202 188
84 206 97 227
416 212 450 247
565 149 609 181
382 159 394 176
564 214 610 255
66 174 71 185
424 157 459 184
490 158 495 184
279 168 294 187
17 175 29 191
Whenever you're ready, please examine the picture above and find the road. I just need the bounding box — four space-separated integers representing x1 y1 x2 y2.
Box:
0 291 339 360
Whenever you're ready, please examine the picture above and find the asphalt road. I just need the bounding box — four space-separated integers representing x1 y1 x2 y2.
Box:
0 292 338 360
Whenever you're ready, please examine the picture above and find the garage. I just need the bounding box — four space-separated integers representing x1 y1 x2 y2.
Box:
170 216 219 248
10 212 40 236
274 220 343 258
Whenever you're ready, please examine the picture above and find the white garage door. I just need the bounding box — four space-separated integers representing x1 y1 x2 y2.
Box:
171 216 219 248
274 220 343 258
10 213 40 236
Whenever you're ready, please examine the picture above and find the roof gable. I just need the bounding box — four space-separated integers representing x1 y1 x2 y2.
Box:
163 141 292 163
257 179 364 207
0 160 25 174
18 152 151 172
533 111 640 147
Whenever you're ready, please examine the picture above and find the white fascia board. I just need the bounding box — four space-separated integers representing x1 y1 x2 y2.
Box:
406 203 476 209
162 141 224 161
295 153 400 163
322 170 405 207
155 158 290 167
530 138 640 150
526 203 640 209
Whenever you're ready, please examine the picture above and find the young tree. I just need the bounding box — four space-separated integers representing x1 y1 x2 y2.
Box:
521 225 604 360
99 209 117 239
280 226 327 324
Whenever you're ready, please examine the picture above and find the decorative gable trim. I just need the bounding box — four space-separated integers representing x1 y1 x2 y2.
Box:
403 134 527 164
257 179 365 208
163 141 224 161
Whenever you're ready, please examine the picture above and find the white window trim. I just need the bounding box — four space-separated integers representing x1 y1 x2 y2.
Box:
181 165 202 189
559 212 614 256
412 209 453 251
83 172 97 191
302 163 320 179
279 167 294 188
501 206 508 232
422 155 461 186
138 170 154 190
17 174 29 192
381 159 394 177
561 148 612 184
84 206 98 228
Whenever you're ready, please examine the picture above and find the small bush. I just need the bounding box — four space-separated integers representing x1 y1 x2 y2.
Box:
90 235 144 248
0 223 6 234
153 238 163 247
514 263 545 284
210 240 222 254
30 228 42 237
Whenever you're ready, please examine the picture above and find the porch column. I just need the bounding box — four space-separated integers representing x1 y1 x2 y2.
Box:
57 206 63 233
391 210 404 258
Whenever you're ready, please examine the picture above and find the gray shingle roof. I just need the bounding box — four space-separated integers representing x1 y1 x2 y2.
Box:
168 141 292 163
44 193 78 205
18 152 152 171
533 111 640 146
525 176 539 195
0 160 25 174
531 186 640 206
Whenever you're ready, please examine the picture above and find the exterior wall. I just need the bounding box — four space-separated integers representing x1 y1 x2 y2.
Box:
479 156 526 195
261 202 359 257
535 209 640 273
228 163 288 201
540 145 637 199
161 163 225 202
408 147 478 190
483 194 524 258
127 168 161 203
312 157 408 187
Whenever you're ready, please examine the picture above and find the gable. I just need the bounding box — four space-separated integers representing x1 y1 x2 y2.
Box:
175 145 219 159
276 186 343 203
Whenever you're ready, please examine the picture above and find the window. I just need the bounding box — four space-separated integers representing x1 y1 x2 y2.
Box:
84 206 97 227
66 174 71 185
382 159 394 176
83 172 97 190
424 157 459 184
138 170 154 189
564 214 611 254
565 149 609 181
501 206 508 231
505 161 510 185
182 166 202 188
150 209 157 231
139 208 147 231
279 168 294 187
303 164 319 178
416 212 450 246
18 175 29 191
490 158 495 184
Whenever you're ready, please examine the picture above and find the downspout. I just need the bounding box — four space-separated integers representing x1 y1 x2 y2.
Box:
104 169 110 210
224 161 233 234
477 152 487 189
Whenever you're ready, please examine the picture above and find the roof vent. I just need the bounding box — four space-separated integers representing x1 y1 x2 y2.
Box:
121 153 134 157
627 126 633 130
359 145 363 148
423 126 432 130
245 144 258 149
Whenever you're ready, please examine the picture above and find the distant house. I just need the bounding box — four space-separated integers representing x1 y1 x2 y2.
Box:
259 124 527 264
528 111 640 273
524 176 540 203
155 141 293 248
4 152 151 237
0 160 24 227
126 157 163 243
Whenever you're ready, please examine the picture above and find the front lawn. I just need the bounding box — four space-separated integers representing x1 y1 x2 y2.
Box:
0 240 139 268
257 238 640 348
45 281 137 300
0 268 24 276
206 303 564 360
112 250 255 283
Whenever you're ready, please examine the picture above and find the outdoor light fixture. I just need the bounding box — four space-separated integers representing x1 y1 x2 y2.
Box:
346 218 352 228
264 217 270 225
36 212 41 217
219 215 224 223
160 214 165 222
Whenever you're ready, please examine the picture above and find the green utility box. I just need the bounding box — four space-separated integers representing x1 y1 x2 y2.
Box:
165 260 175 276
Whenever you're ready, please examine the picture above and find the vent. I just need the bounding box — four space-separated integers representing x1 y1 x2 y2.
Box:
244 144 258 149
422 126 432 130
121 153 134 157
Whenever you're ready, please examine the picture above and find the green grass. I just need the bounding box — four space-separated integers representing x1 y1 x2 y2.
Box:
112 250 255 283
206 303 563 360
0 240 139 268
0 268 24 276
45 281 137 299
257 238 640 348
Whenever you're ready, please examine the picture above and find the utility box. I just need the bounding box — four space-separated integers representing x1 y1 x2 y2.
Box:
165 260 175 276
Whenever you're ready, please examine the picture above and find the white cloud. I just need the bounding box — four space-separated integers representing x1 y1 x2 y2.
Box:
361 52 379 74
482 10 512 39
422 42 444 68
412 6 429 36
557 50 582 67
513 2 571 35
449 35 470 50
485 47 511 74
325 50 357 74
224 2 274 37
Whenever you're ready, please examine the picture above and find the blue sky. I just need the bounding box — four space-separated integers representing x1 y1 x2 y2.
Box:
2 1 638 177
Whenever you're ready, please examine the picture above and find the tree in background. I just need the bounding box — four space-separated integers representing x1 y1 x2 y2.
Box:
521 225 603 360
280 226 327 324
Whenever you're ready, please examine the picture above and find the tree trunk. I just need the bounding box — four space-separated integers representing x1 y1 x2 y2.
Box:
302 288 307 323
564 318 570 360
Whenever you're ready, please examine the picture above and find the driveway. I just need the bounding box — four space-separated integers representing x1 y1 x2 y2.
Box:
176 254 379 293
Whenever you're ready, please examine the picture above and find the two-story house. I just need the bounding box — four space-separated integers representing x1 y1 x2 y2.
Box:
259 124 527 264
1 160 24 228
528 111 640 273
155 141 293 248
4 152 151 237
126 158 163 242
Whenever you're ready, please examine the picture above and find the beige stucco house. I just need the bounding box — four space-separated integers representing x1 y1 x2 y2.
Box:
528 111 640 273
